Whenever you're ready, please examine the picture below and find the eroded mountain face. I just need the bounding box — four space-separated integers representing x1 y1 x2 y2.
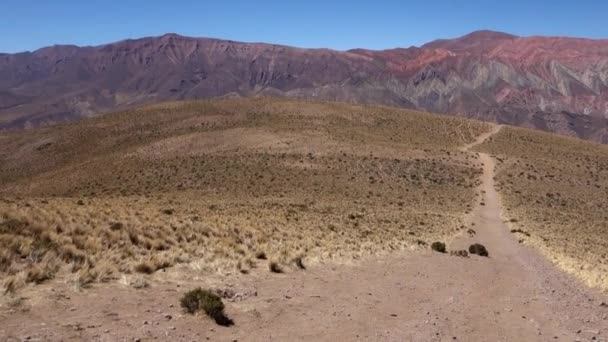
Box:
1 30 607 142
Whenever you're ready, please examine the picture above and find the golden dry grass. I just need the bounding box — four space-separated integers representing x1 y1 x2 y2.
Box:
474 126 608 291
0 97 491 292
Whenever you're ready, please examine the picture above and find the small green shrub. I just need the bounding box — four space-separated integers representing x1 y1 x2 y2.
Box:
431 241 446 253
180 288 233 326
469 243 489 257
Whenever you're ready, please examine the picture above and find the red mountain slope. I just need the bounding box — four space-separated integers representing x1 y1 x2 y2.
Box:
1 31 607 142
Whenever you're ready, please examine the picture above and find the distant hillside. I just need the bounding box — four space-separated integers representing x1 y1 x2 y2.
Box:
1 30 608 142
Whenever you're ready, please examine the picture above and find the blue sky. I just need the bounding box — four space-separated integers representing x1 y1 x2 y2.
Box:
1 0 607 53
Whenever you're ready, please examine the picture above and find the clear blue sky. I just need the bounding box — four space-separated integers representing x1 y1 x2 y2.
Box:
1 0 607 53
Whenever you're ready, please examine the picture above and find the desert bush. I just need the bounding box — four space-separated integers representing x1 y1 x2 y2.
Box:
431 241 446 253
269 261 283 273
469 243 489 257
134 261 155 274
293 256 306 270
180 288 233 326
255 251 267 260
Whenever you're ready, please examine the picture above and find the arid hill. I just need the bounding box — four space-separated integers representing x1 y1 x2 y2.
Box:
0 98 489 291
1 31 608 142
1 98 607 341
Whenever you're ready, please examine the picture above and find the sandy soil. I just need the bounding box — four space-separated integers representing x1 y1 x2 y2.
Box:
1 125 607 341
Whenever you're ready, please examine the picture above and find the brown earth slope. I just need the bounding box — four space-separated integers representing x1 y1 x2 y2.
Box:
1 30 608 142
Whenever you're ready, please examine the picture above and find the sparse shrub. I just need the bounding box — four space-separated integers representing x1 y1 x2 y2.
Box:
467 228 476 236
469 243 489 257
134 261 155 274
293 256 306 270
431 241 446 253
162 209 174 215
255 251 267 260
269 261 283 273
180 288 233 326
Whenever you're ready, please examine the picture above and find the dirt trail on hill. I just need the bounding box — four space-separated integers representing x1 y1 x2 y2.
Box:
2 125 607 341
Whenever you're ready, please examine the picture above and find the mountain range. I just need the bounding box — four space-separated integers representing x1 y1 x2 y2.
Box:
1 30 608 142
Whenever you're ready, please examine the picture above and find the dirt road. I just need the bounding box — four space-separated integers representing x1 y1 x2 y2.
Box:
2 125 607 341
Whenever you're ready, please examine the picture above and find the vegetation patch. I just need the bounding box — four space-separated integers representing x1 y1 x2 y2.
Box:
180 288 234 326
0 98 490 291
269 261 283 273
469 243 489 257
431 242 447 253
